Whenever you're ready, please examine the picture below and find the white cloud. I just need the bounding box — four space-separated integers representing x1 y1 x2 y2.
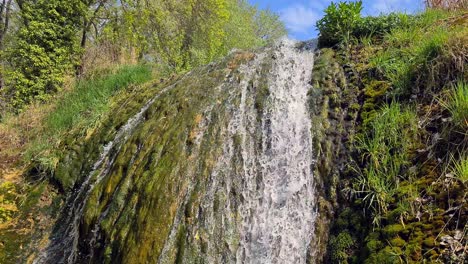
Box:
280 5 320 34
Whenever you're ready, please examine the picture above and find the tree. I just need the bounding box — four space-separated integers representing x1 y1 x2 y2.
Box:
115 0 286 71
1 0 286 109
254 8 287 45
0 0 12 49
5 0 85 108
0 0 12 90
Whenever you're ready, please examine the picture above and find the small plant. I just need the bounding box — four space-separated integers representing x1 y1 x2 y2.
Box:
328 232 355 263
450 154 468 183
443 81 468 129
316 1 363 47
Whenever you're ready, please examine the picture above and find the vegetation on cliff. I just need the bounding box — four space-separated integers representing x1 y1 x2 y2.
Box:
314 1 467 263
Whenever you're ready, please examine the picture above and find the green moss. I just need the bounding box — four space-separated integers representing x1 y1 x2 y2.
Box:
329 232 355 263
364 80 390 98
423 237 435 247
383 224 405 238
366 238 384 253
390 237 406 247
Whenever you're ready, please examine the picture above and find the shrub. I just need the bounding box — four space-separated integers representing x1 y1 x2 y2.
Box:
317 1 363 47
4 0 85 110
353 13 413 40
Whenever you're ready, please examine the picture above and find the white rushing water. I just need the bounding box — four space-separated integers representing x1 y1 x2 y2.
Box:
235 39 317 264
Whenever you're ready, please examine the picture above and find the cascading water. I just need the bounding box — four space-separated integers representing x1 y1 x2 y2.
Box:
237 39 317 263
36 39 319 264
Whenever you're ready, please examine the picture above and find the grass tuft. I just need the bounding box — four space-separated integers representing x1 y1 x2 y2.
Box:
443 81 468 129
451 154 468 183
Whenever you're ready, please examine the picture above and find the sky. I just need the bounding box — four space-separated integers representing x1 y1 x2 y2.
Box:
248 0 425 40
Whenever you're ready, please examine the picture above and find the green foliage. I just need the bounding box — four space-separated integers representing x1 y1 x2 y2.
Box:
353 13 412 39
1 0 283 110
4 0 85 109
254 8 288 45
444 81 468 129
26 65 152 172
353 103 418 225
316 1 363 46
110 0 285 71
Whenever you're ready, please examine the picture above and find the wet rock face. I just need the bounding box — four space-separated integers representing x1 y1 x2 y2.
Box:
36 41 330 264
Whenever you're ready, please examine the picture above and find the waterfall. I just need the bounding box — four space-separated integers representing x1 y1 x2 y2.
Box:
35 39 318 264
237 39 317 264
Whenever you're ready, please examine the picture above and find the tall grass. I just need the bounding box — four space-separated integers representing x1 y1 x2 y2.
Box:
47 65 151 134
25 65 152 171
353 103 418 225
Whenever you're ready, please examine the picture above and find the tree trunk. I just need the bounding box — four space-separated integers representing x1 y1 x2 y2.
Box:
0 0 12 90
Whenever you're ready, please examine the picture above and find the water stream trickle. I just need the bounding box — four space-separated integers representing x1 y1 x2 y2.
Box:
34 77 189 264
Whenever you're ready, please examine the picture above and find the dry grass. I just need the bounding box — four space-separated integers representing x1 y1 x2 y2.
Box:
425 0 468 10
0 103 51 175
0 75 75 176
227 52 256 69
80 41 139 78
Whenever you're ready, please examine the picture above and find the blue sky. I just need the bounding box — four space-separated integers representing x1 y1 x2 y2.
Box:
248 0 425 40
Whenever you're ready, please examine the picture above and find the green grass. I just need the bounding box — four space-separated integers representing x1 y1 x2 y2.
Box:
353 103 418 225
47 65 152 134
25 64 152 171
444 81 468 129
369 9 466 96
451 155 468 183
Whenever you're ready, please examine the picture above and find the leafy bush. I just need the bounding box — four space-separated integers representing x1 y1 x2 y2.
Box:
316 1 363 47
353 13 413 39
